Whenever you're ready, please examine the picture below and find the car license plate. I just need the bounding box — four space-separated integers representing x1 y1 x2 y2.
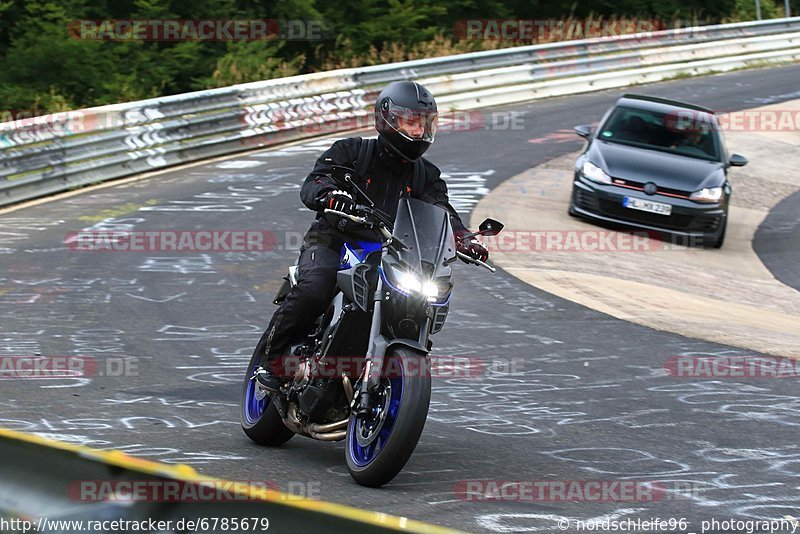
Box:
622 196 672 216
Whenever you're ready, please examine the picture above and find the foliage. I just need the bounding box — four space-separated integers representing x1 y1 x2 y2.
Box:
0 0 792 113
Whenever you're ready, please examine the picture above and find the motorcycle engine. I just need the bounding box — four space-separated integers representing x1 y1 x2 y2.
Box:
297 378 342 422
290 359 346 422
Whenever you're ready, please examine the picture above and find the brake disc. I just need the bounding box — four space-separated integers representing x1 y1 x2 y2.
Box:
355 380 392 447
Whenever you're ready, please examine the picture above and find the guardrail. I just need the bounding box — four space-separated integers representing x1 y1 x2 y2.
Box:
0 428 459 533
1 17 800 207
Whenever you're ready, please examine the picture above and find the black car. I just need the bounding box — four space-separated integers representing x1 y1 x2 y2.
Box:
568 94 748 248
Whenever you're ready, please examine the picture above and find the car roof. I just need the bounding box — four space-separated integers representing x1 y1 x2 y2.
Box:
615 94 715 115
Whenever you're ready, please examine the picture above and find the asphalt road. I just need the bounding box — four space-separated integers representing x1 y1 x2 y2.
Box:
755 189 800 292
1 64 800 533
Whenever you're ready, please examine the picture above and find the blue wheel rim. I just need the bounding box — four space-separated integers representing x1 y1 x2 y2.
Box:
348 369 403 467
244 359 269 425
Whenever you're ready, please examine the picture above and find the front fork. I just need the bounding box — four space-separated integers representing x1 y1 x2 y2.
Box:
355 273 432 415
359 276 385 406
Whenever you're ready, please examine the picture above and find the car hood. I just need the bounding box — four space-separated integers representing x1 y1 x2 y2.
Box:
591 140 725 191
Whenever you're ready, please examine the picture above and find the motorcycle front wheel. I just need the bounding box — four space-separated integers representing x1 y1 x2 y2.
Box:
345 346 431 487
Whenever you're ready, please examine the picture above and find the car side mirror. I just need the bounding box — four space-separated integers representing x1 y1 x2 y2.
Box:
573 124 592 139
478 218 504 237
729 154 748 167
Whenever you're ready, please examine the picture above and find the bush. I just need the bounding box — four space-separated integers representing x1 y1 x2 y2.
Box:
0 0 789 114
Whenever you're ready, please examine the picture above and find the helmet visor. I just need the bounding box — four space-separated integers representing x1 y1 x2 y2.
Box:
382 104 438 142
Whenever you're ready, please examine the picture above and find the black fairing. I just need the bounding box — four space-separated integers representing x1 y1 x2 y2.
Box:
382 198 455 340
392 197 456 275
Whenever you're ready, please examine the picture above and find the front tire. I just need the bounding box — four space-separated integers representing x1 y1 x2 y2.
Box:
240 332 294 446
345 347 431 487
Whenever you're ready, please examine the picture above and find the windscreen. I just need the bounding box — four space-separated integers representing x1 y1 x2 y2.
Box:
392 198 455 275
598 105 722 161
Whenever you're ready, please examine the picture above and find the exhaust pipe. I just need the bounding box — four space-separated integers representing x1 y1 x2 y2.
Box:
283 403 348 442
342 374 354 405
309 429 347 441
307 418 348 433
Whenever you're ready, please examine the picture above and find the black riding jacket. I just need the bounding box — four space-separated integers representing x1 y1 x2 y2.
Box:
300 136 468 247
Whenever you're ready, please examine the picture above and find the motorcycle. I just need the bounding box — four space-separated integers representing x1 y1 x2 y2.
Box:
241 165 503 487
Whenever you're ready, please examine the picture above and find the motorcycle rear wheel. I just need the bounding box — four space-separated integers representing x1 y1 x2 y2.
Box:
240 332 295 446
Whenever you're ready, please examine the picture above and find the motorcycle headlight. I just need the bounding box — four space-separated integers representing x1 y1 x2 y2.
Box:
387 266 449 302
422 281 440 300
689 186 724 203
395 270 422 294
581 161 612 184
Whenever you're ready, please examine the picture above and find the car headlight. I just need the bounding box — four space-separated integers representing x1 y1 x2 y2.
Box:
689 186 724 203
387 266 447 302
581 161 612 184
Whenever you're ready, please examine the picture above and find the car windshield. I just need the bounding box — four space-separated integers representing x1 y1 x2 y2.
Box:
597 105 722 162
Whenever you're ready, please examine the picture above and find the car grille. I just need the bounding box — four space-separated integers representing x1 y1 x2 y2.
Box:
575 189 600 211
696 215 722 232
597 199 723 231
612 178 690 198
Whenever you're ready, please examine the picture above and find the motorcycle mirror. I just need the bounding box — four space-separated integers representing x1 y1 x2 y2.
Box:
331 165 357 187
330 165 375 208
478 218 503 236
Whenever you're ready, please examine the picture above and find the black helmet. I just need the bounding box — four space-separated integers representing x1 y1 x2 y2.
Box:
374 81 438 161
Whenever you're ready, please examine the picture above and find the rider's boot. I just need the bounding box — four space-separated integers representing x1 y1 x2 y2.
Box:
253 355 289 395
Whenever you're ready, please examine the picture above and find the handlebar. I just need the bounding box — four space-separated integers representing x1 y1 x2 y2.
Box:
324 208 393 241
456 251 496 272
325 208 497 272
324 208 366 224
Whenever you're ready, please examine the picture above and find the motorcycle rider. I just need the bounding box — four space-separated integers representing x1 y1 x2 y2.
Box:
254 80 489 393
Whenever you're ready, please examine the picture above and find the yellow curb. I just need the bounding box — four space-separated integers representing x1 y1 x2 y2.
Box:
0 427 462 533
